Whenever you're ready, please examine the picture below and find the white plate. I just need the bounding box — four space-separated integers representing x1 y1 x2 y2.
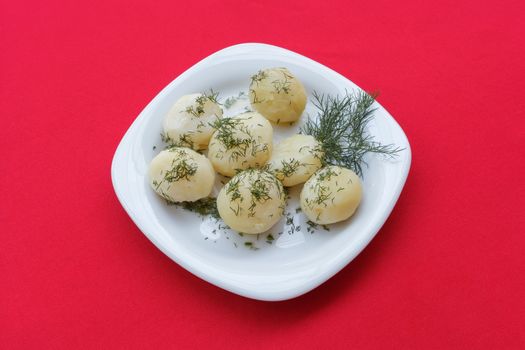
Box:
111 43 411 301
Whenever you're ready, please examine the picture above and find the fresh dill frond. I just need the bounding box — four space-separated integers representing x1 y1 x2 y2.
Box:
301 90 402 176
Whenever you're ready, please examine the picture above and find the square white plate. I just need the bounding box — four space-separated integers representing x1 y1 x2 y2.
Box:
111 43 411 301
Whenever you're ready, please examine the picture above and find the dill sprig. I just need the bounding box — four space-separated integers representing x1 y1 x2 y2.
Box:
301 90 402 176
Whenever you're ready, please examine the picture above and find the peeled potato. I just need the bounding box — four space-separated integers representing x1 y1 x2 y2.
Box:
300 166 362 225
163 93 223 150
266 134 323 187
208 112 273 177
217 169 285 234
249 67 307 123
149 147 215 202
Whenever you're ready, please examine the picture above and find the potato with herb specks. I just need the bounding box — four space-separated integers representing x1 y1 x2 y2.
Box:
249 67 307 123
300 166 362 225
149 147 215 202
266 134 323 187
163 93 222 150
208 112 273 177
217 169 285 234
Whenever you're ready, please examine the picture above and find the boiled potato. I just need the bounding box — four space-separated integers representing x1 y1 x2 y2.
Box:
266 134 323 187
217 169 285 234
149 147 215 202
300 166 362 225
249 67 307 123
208 112 273 177
163 93 223 150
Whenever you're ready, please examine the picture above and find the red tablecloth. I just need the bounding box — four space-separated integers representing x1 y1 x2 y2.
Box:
2 0 524 348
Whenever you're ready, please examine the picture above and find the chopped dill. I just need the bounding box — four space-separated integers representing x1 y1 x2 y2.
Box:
153 149 198 195
178 133 195 149
279 158 302 177
271 69 293 94
185 105 205 118
301 167 342 209
249 71 269 105
167 197 220 219
210 118 253 161
306 220 330 233
211 117 268 162
163 157 197 183
184 90 220 118
250 70 268 86
160 132 173 144
248 175 272 216
223 91 246 109
224 169 284 217
285 213 300 235
161 132 195 149
203 89 220 104
226 176 242 201
244 241 259 250
250 89 264 104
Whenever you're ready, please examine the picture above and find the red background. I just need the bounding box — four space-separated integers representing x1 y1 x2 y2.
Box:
2 0 524 348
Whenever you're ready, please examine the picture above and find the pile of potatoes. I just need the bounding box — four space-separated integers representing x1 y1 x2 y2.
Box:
149 68 362 234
